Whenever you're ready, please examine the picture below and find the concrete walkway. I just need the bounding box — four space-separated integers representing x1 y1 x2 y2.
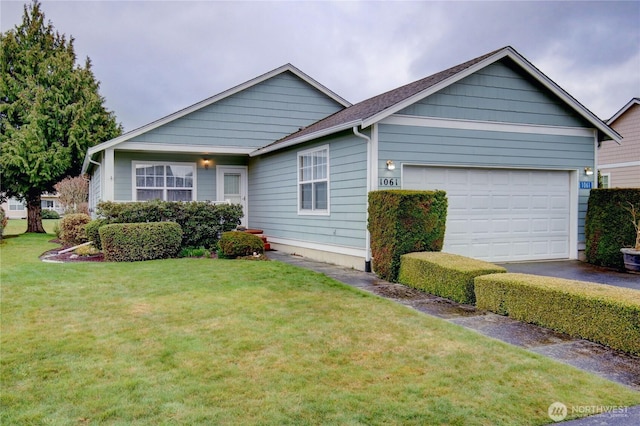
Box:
267 251 640 425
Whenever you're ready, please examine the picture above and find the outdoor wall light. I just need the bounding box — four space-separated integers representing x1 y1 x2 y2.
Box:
203 159 210 170
386 160 396 170
584 167 594 176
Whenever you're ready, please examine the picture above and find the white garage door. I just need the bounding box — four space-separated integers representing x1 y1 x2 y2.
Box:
404 166 570 262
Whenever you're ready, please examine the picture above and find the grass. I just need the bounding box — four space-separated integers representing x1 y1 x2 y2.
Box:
1 221 639 425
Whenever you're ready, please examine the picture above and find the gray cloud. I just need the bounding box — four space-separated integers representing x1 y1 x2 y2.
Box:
1 0 638 131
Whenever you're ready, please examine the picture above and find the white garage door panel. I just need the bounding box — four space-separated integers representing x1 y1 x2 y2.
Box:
404 167 570 262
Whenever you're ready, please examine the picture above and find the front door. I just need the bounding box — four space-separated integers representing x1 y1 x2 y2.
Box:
217 166 248 227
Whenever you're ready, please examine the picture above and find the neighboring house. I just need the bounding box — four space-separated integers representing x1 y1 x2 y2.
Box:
1 193 64 219
598 98 640 188
83 46 620 270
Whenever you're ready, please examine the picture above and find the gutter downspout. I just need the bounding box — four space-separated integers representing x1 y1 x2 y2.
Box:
352 126 372 273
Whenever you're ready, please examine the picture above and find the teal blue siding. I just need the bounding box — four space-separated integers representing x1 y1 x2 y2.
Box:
378 124 595 242
248 132 368 249
398 60 589 128
128 72 344 148
113 151 247 202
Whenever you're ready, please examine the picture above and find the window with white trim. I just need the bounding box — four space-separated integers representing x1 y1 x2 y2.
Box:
134 162 195 201
298 146 329 214
600 173 610 189
8 198 26 211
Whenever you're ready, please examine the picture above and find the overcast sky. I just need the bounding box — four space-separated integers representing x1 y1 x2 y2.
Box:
2 0 639 132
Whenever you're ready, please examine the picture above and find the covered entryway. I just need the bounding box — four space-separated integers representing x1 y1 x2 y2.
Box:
403 166 572 262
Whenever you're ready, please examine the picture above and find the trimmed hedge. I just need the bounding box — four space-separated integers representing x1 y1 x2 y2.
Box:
398 252 506 304
84 218 110 250
475 273 640 355
59 213 91 246
95 200 242 249
585 188 640 269
368 190 447 282
218 231 264 258
99 222 183 262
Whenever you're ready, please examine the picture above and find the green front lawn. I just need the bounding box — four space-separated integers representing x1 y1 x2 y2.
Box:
1 227 639 425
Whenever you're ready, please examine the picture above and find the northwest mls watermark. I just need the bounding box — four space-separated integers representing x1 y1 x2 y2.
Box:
548 401 630 422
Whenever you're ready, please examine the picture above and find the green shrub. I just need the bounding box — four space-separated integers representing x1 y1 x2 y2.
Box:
218 231 264 258
475 273 640 355
0 207 6 241
59 213 91 246
178 247 212 258
585 188 640 269
368 190 447 282
84 218 110 250
398 252 506 304
41 209 60 219
96 200 242 249
99 222 183 262
73 244 101 257
53 221 61 239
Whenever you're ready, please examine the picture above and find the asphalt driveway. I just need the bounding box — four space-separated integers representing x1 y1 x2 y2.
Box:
496 260 640 290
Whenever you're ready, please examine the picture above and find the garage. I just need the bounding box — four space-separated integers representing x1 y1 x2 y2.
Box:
403 166 572 262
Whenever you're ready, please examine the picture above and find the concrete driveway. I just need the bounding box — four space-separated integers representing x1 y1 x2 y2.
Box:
496 260 640 291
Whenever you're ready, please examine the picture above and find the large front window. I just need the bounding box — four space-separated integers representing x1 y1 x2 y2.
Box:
134 163 195 201
298 146 329 214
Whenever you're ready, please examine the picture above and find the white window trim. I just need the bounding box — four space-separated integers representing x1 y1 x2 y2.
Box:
600 172 611 189
132 161 197 202
8 198 26 211
297 145 330 216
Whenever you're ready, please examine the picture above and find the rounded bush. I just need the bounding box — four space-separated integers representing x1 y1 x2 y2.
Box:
41 209 60 219
59 213 91 246
218 231 264 258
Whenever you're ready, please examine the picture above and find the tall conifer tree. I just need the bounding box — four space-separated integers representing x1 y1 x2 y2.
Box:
0 1 122 232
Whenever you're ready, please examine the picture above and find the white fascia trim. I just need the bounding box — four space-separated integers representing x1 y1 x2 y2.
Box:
401 162 580 173
362 49 514 128
504 49 621 143
267 236 367 258
382 115 594 137
598 161 640 169
361 47 621 143
117 142 255 155
250 120 361 156
607 98 640 124
82 64 351 171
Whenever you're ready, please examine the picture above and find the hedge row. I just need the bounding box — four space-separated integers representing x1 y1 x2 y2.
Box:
368 190 447 282
475 273 640 355
398 252 506 304
585 188 640 269
100 222 183 262
91 200 243 249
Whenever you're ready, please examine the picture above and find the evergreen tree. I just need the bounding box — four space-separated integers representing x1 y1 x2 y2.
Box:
0 1 122 232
